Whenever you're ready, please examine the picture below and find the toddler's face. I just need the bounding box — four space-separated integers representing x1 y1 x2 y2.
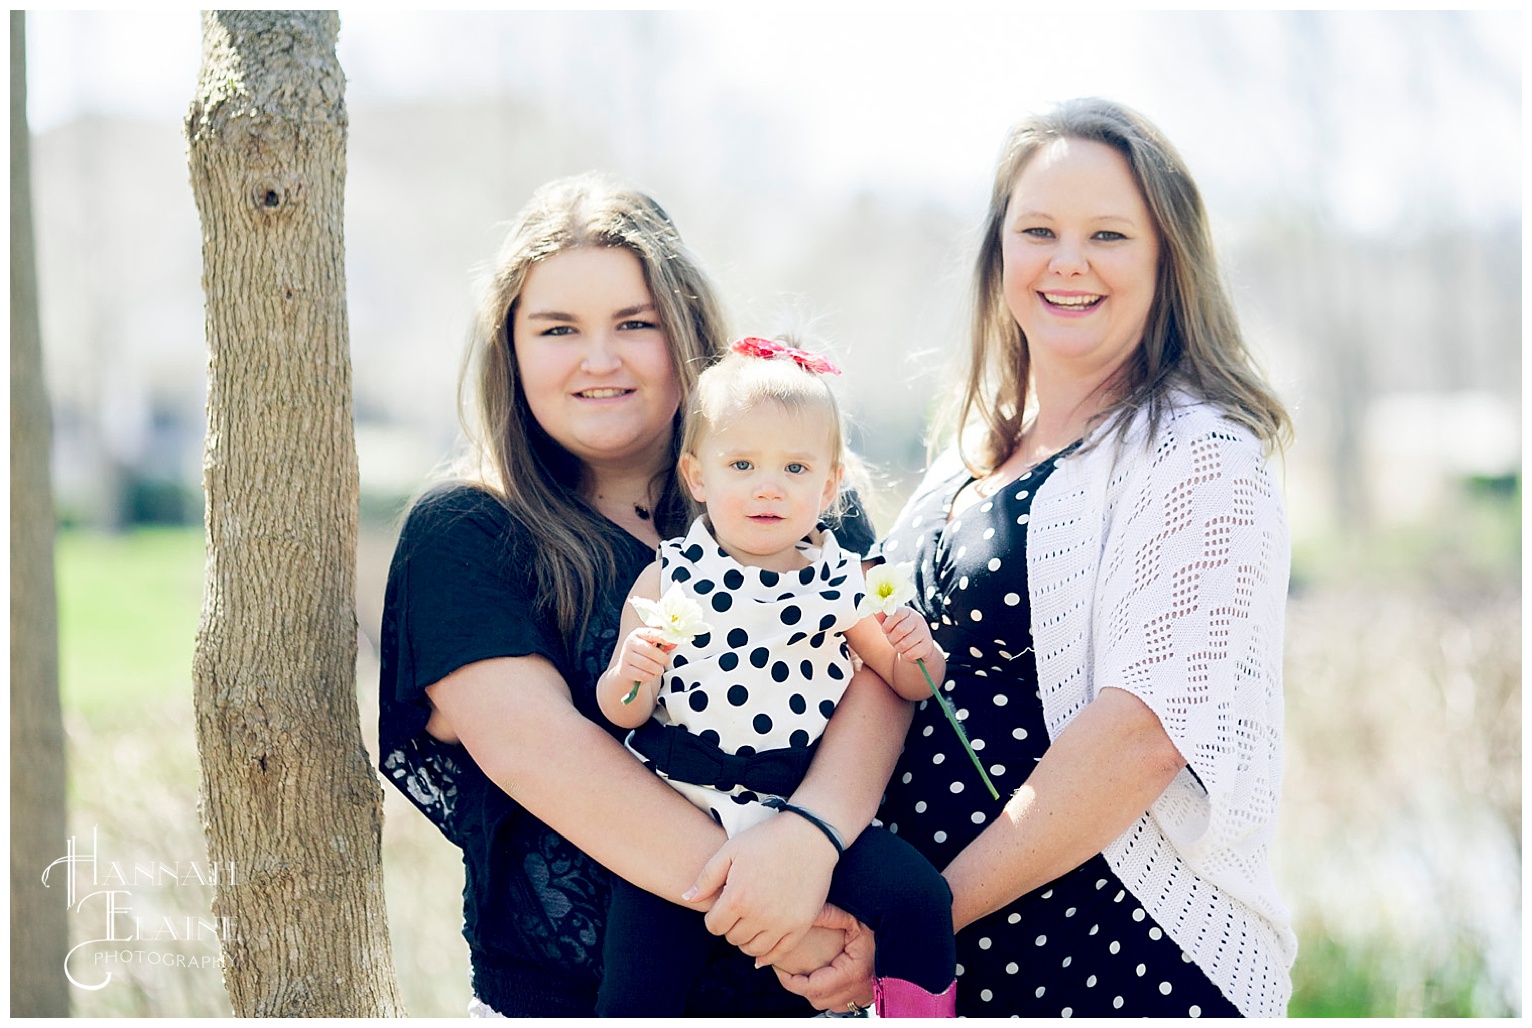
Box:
680 401 840 571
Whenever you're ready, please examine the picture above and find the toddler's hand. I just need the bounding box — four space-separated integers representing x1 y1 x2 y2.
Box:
880 606 937 664
615 627 674 690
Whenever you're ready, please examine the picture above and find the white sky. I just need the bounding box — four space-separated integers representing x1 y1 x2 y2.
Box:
21 10 1524 233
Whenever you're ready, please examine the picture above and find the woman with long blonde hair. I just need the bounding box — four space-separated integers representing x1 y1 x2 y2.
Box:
377 173 903 1015
780 97 1296 1017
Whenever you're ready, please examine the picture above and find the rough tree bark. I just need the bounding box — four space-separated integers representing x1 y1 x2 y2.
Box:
185 11 404 1016
10 10 71 1016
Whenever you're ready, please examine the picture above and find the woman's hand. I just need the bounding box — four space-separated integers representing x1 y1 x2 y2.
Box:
683 809 840 964
769 923 847 977
682 663 909 965
773 905 876 1011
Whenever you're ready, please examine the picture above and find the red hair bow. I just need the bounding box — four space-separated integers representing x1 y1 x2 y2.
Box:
731 336 841 375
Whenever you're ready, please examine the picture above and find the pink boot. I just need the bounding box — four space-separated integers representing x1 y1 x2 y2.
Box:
872 976 957 1018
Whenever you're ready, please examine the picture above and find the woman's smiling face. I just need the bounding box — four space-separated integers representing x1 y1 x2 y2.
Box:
512 246 682 475
1000 137 1160 384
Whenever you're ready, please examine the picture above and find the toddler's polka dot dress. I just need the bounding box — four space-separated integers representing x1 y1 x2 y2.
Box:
631 517 866 838
875 448 1242 1018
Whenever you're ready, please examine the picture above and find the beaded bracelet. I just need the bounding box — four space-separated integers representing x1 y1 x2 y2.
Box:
762 797 846 856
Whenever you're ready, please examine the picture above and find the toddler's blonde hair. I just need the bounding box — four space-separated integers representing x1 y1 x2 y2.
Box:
681 340 849 515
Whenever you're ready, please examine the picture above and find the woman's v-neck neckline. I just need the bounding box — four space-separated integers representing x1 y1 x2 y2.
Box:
945 440 1080 525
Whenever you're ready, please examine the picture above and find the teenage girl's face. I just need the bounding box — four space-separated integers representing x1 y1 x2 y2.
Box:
679 402 842 572
1000 137 1160 385
513 247 682 477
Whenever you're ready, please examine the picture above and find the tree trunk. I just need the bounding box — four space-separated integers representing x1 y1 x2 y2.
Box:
10 11 71 1017
185 11 404 1016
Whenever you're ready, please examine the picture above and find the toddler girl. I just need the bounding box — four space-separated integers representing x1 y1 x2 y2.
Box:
595 337 958 1017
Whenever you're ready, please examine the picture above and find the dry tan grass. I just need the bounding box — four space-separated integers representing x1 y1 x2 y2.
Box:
60 662 470 1017
62 703 233 1017
55 526 1520 1016
1279 577 1521 1015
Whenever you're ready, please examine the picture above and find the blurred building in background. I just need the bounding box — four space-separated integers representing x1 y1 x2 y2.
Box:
28 10 1519 537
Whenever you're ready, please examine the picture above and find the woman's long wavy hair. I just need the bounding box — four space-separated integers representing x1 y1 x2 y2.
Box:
942 97 1291 473
459 173 729 649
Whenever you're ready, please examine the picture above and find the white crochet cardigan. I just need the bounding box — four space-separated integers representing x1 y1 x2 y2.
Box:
1022 397 1296 1016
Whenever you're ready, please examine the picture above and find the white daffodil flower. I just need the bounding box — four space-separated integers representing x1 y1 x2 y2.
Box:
630 585 711 646
858 561 917 617
856 558 999 800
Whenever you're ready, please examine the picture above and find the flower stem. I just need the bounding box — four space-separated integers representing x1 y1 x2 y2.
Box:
621 681 641 704
917 658 1000 800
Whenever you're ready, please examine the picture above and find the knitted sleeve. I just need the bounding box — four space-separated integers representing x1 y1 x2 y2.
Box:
1092 410 1290 907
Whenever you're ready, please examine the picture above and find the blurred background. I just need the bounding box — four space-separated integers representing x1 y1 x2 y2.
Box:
23 9 1519 1017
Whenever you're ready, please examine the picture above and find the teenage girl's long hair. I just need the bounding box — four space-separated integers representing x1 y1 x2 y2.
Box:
942 97 1291 473
459 173 729 650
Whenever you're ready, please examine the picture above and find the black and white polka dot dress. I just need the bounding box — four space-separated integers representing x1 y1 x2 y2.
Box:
876 449 1241 1018
635 517 867 838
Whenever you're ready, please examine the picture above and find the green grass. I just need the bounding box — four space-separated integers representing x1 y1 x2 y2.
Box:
56 526 206 714
1290 931 1512 1017
1290 475 1520 590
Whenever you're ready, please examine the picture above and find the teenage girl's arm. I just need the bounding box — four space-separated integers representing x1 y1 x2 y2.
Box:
842 606 947 702
719 604 943 973
427 651 730 916
429 575 884 963
686 663 914 966
708 601 938 965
